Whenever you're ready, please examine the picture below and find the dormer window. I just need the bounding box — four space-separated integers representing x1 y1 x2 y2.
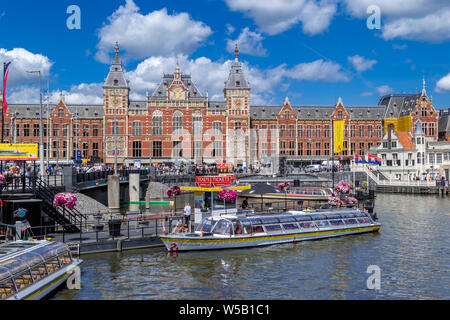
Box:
114 79 119 86
284 111 290 120
236 81 240 87
114 67 118 71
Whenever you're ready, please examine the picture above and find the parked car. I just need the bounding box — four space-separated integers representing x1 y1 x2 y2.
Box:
305 164 322 173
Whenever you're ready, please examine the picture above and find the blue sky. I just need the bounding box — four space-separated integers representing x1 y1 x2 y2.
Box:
1 0 450 108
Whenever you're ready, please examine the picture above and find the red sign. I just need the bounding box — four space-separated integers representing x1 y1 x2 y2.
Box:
196 176 237 187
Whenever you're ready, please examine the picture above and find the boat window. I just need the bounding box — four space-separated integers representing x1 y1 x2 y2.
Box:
282 223 299 230
45 257 61 274
248 218 263 225
355 211 369 218
238 219 253 234
310 214 327 221
33 242 69 261
58 251 72 266
326 213 342 220
344 218 358 225
294 215 312 222
264 224 282 232
357 218 371 224
260 217 280 224
341 212 356 218
0 276 16 299
252 225 264 233
196 218 215 233
278 216 297 223
313 191 321 195
14 270 33 291
299 222 316 229
316 220 330 227
329 219 345 226
212 220 233 235
233 221 244 235
31 263 47 282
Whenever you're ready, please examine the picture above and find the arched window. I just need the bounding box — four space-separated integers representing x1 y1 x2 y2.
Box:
152 110 163 136
172 110 183 134
58 109 64 118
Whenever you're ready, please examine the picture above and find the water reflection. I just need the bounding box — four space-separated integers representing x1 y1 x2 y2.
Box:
53 193 450 300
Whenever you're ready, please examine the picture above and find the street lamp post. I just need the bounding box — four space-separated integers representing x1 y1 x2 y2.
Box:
26 70 44 176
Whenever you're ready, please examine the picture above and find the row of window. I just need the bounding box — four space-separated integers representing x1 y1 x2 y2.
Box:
276 141 374 156
130 140 223 158
257 124 383 139
10 124 100 138
205 216 372 235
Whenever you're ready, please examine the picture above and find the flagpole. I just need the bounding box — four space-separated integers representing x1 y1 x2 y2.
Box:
331 119 335 190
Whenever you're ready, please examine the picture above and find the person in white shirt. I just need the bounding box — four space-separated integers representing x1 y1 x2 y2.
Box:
184 202 191 230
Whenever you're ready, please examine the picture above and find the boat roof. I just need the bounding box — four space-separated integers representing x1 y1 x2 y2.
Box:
214 208 366 222
0 241 70 280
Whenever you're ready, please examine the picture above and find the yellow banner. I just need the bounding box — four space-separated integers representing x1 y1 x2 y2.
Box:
333 120 345 154
384 115 412 134
0 143 38 161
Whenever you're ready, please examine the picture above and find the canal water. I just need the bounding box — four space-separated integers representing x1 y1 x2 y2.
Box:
52 193 450 300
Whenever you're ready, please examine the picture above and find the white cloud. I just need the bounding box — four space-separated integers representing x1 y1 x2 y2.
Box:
348 55 377 73
284 59 350 82
226 28 267 57
225 24 235 35
59 83 104 104
392 44 407 50
361 91 373 96
224 0 337 35
0 48 53 87
6 82 104 105
382 9 450 42
342 0 450 43
376 85 393 96
435 73 450 93
95 0 213 63
126 55 349 105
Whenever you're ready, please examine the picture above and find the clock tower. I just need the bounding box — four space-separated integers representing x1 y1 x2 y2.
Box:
103 42 130 164
224 44 251 166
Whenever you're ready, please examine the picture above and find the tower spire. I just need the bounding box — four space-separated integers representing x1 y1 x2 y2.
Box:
422 76 427 96
114 41 119 63
234 43 239 63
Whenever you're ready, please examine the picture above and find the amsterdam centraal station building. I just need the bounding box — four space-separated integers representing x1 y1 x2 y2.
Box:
1 43 440 169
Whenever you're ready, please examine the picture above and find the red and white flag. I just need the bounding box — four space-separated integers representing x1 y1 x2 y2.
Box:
3 62 11 115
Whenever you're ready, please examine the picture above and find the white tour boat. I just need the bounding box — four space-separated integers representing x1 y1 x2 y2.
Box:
160 208 380 252
0 240 82 300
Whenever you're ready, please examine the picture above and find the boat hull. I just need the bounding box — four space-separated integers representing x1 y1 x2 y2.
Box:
160 224 380 252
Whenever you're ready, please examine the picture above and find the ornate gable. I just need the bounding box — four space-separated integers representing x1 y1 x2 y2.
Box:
331 97 350 120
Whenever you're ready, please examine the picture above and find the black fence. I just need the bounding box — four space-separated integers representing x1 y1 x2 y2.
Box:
0 213 171 244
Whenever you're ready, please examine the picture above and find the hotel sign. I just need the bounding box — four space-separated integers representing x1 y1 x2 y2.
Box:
196 175 237 187
0 143 38 161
